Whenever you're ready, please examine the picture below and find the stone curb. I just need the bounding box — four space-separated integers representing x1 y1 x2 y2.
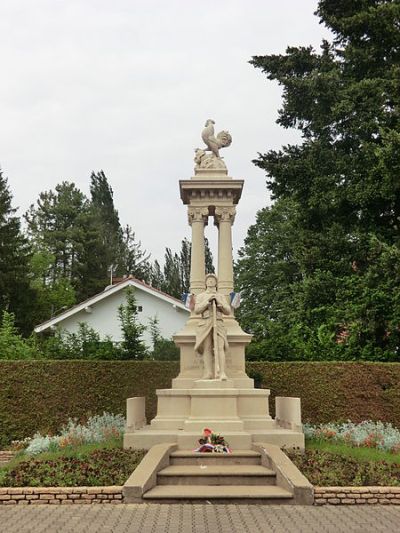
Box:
1 485 400 505
0 486 123 505
314 486 400 505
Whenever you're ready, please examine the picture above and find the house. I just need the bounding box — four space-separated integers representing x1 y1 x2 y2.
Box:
34 277 190 348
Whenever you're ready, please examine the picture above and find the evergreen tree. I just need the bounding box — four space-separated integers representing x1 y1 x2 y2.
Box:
0 170 36 334
237 0 400 360
178 237 215 293
159 237 215 297
162 248 181 298
119 225 151 282
157 237 215 298
87 171 122 292
118 287 147 359
25 181 89 292
150 260 164 290
179 238 191 294
204 237 215 276
86 171 151 290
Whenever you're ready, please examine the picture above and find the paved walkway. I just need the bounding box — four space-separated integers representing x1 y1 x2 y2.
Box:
1 504 400 533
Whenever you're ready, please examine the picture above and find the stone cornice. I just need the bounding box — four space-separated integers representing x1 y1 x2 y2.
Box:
179 179 244 205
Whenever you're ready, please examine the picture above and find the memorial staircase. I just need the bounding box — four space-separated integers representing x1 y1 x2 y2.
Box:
123 443 313 504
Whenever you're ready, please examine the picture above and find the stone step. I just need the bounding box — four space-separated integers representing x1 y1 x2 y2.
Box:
170 450 261 465
143 485 293 504
157 464 276 486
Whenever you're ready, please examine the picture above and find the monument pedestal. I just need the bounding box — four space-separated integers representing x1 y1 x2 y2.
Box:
124 319 304 450
123 122 305 452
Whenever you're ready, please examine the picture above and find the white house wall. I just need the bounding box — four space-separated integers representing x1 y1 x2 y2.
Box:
55 287 188 347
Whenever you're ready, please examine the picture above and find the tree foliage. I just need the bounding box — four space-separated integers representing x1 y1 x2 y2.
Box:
237 0 400 361
151 237 215 298
25 172 150 318
0 170 36 334
118 287 147 360
0 311 39 359
25 181 89 299
42 323 119 360
148 316 179 360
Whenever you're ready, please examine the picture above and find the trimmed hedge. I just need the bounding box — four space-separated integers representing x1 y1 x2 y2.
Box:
1 361 400 447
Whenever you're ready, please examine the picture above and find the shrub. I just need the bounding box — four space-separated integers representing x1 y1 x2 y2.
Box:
25 412 125 455
118 287 147 360
3 361 400 448
41 323 121 360
148 316 179 360
0 311 39 360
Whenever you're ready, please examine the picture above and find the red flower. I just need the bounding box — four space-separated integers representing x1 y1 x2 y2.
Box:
203 428 212 436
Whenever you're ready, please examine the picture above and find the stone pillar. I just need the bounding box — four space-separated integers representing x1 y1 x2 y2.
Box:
188 207 209 294
215 206 236 295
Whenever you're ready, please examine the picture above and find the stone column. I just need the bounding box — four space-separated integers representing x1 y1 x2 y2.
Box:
188 207 209 294
215 206 236 295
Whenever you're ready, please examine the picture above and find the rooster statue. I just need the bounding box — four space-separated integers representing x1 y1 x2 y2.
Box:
201 119 232 158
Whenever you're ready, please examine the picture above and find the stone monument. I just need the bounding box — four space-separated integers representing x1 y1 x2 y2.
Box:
124 121 304 450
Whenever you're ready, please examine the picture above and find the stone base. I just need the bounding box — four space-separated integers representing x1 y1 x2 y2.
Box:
148 385 272 432
124 313 305 452
123 427 304 451
124 384 304 451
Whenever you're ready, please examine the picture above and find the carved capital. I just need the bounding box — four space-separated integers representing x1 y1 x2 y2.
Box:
214 206 236 225
188 207 209 226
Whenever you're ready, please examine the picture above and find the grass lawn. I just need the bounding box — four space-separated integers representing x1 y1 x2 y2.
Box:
0 438 146 487
287 438 400 486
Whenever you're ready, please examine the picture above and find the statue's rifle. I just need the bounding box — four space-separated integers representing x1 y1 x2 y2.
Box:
212 299 220 378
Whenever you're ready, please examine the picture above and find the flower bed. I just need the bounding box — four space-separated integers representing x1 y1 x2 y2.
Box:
0 448 145 488
304 421 400 453
18 412 126 455
0 413 145 488
287 448 400 486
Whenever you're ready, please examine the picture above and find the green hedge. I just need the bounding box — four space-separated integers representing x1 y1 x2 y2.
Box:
1 361 400 447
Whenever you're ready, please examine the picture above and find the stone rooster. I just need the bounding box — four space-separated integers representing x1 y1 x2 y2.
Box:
201 119 232 158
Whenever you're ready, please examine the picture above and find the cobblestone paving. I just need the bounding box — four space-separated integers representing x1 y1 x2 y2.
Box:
1 504 400 533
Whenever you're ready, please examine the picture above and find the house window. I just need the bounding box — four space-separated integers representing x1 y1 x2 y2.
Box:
137 306 143 312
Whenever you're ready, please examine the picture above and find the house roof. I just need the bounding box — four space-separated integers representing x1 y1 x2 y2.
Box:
34 277 189 333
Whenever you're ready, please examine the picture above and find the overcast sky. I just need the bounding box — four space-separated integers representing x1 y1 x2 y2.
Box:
0 0 331 265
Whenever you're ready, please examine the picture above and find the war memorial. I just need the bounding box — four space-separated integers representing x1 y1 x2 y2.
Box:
122 121 312 503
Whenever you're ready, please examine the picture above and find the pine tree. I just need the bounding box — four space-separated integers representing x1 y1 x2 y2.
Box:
179 238 191 294
119 225 151 282
0 170 36 334
25 181 89 290
150 260 164 290
86 171 151 290
156 238 215 297
162 248 181 298
87 171 122 291
205 237 215 276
